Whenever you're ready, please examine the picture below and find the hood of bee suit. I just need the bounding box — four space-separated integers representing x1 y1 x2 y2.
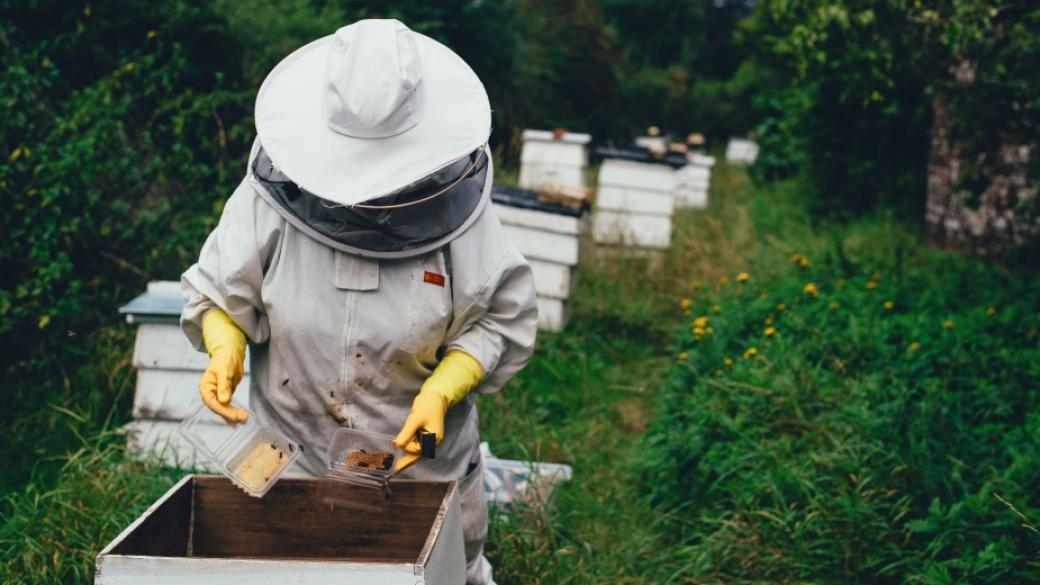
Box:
247 139 492 259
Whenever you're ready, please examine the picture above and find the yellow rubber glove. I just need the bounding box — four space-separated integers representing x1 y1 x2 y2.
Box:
393 350 483 473
200 308 249 424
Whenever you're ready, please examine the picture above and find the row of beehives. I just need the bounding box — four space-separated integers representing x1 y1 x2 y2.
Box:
496 130 758 331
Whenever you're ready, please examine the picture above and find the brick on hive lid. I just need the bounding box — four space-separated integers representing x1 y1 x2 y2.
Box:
536 183 591 212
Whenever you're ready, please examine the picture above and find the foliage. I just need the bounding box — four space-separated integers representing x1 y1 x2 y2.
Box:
642 189 1040 581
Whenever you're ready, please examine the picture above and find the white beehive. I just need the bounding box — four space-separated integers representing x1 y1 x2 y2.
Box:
674 153 716 209
725 137 759 165
492 186 588 332
592 148 681 249
518 129 591 190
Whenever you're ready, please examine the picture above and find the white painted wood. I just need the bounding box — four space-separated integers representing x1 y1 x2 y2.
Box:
725 138 759 164
518 163 586 191
675 187 709 209
492 203 587 236
676 176 710 191
596 185 674 216
501 224 580 266
592 210 673 249
133 369 251 421
123 419 220 471
520 141 587 167
416 483 467 585
676 165 711 182
598 159 677 193
634 136 668 151
529 259 577 300
132 323 250 373
536 297 568 332
521 129 591 145
145 280 182 296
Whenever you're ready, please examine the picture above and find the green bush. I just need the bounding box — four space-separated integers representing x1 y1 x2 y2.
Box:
642 233 1040 582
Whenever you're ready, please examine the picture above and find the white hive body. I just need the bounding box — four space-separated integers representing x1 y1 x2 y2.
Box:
518 129 591 190
674 153 715 209
492 186 588 332
725 138 759 165
592 149 681 249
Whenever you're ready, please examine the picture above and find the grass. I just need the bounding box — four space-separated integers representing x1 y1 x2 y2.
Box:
3 162 1038 583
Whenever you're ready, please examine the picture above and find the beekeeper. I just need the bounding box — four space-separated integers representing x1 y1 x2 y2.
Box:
179 19 537 585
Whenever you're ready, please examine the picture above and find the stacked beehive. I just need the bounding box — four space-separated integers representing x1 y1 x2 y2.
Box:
119 281 250 470
492 186 588 332
592 147 684 249
725 137 760 165
518 129 591 190
674 153 716 209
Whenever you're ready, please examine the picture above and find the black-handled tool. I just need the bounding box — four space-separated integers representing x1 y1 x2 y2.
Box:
418 429 437 459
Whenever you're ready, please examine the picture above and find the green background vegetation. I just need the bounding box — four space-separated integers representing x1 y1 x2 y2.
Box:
2 1 1039 583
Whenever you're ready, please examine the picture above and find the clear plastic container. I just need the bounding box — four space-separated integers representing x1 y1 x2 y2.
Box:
318 428 406 512
179 401 301 498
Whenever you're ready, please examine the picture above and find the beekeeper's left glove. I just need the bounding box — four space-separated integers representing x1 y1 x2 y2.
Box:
200 308 249 424
393 350 483 472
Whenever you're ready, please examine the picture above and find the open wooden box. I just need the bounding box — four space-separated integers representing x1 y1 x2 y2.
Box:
95 475 465 584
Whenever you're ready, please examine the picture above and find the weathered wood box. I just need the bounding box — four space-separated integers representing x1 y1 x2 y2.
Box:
95 475 465 585
592 147 683 249
518 129 591 190
492 185 588 332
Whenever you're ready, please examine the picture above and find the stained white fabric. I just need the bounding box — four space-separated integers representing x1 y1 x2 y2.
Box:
181 166 536 585
255 19 491 206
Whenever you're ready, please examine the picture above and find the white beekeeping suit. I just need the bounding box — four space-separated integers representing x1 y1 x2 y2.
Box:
179 19 537 585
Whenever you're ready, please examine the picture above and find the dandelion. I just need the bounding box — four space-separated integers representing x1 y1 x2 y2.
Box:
799 257 810 269
777 303 786 312
711 305 721 315
723 358 734 367
743 347 758 359
803 282 818 297
764 326 777 337
764 317 774 325
986 306 997 317
883 301 893 311
683 309 692 318
680 298 692 309
678 351 688 360
829 301 840 310
866 281 878 290
705 327 714 335
790 254 810 269
692 316 709 328
909 342 920 352
736 272 750 283
146 30 157 39
942 319 955 330
693 327 706 336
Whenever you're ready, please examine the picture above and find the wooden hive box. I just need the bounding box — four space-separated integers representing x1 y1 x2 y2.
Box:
492 185 588 332
518 129 591 191
592 147 683 250
120 282 251 470
725 137 759 165
95 475 465 585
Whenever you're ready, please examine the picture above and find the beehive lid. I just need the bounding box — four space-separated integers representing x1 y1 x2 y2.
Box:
118 280 185 324
521 129 591 145
594 145 687 169
491 185 584 218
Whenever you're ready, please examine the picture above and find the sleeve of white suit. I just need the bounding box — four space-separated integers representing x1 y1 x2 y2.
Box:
444 210 539 395
180 179 284 351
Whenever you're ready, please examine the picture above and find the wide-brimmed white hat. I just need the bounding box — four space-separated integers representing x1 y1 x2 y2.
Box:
254 19 491 206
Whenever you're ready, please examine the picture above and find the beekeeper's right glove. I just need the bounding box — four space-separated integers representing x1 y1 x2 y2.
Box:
200 308 249 424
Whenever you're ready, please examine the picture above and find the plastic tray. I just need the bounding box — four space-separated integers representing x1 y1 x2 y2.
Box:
319 428 407 512
179 401 300 498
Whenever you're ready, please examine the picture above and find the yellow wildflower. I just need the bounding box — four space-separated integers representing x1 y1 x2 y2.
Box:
692 316 709 328
678 351 688 360
866 281 878 290
723 358 734 367
777 303 786 312
736 272 750 283
720 275 730 285
986 306 997 317
829 301 840 310
705 327 714 335
803 282 818 297
693 327 706 336
909 342 920 352
764 326 777 337
680 298 692 309
883 301 893 311
38 315 50 329
942 320 955 330
764 317 774 325
743 347 758 359
799 257 810 269
790 254 810 269
711 305 721 315
146 30 157 39
683 309 692 318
